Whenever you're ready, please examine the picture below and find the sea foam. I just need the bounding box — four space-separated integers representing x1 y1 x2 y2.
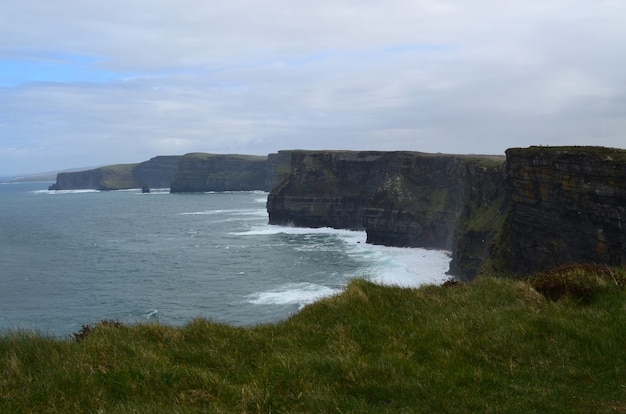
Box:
246 282 342 308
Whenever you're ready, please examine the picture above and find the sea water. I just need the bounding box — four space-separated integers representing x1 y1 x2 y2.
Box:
0 182 451 337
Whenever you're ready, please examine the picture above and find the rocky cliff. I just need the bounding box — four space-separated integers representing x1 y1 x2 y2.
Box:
267 147 626 280
49 153 293 192
169 153 268 192
133 156 183 189
268 151 400 229
265 151 294 191
494 146 626 275
267 151 505 270
49 164 138 190
49 156 182 190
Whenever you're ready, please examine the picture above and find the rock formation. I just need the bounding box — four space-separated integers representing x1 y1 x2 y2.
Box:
133 156 183 189
169 153 268 192
48 156 182 191
48 153 292 192
48 164 138 190
265 151 294 191
267 146 626 280
495 146 626 275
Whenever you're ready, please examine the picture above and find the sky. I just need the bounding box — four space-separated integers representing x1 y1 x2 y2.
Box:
1 1 625 175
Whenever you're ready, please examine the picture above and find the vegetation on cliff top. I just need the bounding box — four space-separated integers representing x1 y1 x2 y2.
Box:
1 266 625 413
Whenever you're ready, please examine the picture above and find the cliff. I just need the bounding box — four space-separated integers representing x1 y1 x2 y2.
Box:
49 153 293 192
267 151 505 257
493 146 626 275
49 164 138 190
49 156 182 191
132 156 183 189
267 147 626 279
268 151 399 229
169 153 268 192
265 151 294 191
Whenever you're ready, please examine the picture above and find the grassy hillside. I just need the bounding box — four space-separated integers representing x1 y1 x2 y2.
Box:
1 266 624 413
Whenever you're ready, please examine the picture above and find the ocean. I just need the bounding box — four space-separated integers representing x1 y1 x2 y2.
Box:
0 182 451 338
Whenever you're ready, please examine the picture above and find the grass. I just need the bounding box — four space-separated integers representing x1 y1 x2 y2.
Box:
1 267 625 413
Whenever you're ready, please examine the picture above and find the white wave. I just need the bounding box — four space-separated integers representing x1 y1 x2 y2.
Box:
144 309 159 319
203 190 269 195
231 225 366 239
181 208 267 217
180 210 225 215
247 282 341 308
136 189 170 195
33 189 100 195
231 209 268 217
353 244 451 287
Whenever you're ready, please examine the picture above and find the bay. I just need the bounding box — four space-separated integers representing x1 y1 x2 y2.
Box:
0 182 451 337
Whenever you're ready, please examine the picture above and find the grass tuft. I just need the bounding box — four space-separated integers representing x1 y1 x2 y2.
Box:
528 263 625 303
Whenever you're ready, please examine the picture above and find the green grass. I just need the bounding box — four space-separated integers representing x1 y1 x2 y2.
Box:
1 267 625 413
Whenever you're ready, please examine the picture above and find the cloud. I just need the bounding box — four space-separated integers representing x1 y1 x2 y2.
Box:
1 0 625 174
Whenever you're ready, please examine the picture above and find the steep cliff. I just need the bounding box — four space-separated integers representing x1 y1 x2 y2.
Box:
267 151 401 229
495 146 626 275
448 159 507 279
49 164 138 190
169 153 268 192
132 156 183 189
49 156 182 190
265 151 294 191
267 151 505 257
267 146 626 280
48 153 290 192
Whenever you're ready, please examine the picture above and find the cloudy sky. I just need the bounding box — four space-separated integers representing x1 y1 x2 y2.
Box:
1 1 625 175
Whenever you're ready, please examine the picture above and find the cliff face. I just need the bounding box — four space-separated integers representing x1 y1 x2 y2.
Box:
49 156 182 191
267 151 403 229
499 146 626 275
49 153 292 192
267 146 626 280
169 153 268 192
265 151 294 191
448 160 507 279
132 156 183 189
267 151 505 256
49 164 138 190
363 154 466 249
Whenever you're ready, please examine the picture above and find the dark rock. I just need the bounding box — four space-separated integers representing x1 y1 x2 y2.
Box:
133 156 183 189
266 146 626 280
499 146 626 275
265 151 294 191
267 151 400 229
48 164 138 190
267 151 505 259
170 153 268 192
48 156 182 191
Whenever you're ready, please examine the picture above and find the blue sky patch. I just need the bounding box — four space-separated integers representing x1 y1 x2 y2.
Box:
0 53 126 86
